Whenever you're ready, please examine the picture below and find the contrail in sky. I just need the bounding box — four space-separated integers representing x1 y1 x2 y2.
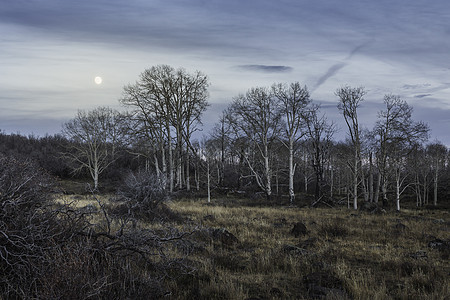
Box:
312 42 371 92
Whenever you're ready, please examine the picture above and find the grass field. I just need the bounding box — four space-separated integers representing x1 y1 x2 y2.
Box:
60 192 449 299
165 197 449 299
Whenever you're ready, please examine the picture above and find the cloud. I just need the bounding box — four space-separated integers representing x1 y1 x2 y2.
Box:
414 94 432 98
236 65 293 73
313 62 347 91
312 42 370 92
403 83 432 89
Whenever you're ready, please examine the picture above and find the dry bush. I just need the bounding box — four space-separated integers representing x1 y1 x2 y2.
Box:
0 155 198 299
113 170 181 223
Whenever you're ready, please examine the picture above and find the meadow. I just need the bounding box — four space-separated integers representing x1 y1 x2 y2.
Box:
65 192 449 299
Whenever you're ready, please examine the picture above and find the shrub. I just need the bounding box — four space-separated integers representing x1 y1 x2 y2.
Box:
0 156 196 298
114 171 181 222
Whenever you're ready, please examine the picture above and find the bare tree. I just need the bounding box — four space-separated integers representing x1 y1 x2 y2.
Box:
179 69 209 191
226 87 283 197
272 82 311 203
305 105 336 204
120 65 209 192
209 112 232 187
62 107 127 190
426 142 448 206
372 95 429 210
336 86 366 210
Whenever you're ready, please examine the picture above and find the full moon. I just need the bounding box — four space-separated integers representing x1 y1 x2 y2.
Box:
94 76 102 85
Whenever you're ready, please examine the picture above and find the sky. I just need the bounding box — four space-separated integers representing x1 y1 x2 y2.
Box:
1 0 450 145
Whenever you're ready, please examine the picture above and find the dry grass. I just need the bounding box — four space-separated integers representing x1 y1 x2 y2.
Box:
168 198 450 299
51 194 449 299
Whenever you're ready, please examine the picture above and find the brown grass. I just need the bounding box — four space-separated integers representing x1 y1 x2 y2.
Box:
167 198 450 299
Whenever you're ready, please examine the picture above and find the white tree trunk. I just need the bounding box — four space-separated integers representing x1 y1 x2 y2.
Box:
396 173 401 211
264 144 272 197
186 150 190 191
353 150 358 210
207 161 211 203
288 140 295 203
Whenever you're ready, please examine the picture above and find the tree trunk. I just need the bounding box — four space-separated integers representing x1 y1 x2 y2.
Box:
161 138 167 182
264 143 272 197
423 177 428 205
395 171 401 211
330 166 334 200
186 150 190 191
434 167 438 206
381 175 388 206
176 126 182 190
353 150 358 210
93 164 99 190
154 153 160 182
207 160 211 203
304 175 308 193
288 140 295 203
369 153 374 202
374 172 381 204
167 129 174 193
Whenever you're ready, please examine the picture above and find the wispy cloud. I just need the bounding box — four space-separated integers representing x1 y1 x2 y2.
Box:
312 43 369 92
236 65 293 73
403 84 432 89
414 94 432 98
313 62 347 91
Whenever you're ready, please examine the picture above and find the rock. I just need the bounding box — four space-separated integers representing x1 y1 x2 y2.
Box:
428 239 449 251
409 250 428 259
210 228 239 248
290 222 308 237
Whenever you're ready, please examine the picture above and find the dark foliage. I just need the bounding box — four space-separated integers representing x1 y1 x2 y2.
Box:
0 132 71 178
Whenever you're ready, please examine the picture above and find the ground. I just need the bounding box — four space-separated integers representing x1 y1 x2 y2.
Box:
63 193 450 299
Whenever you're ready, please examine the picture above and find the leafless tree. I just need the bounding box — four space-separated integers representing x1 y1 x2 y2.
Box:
273 82 311 203
426 142 448 206
305 105 336 204
372 94 429 210
336 86 366 210
62 106 128 190
226 87 283 197
179 68 209 191
120 65 209 192
209 112 232 187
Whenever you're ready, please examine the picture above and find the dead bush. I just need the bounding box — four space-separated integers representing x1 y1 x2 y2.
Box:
0 155 197 299
114 171 182 222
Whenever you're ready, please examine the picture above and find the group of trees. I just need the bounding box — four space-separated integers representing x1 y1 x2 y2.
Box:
2 64 447 210
203 83 447 211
